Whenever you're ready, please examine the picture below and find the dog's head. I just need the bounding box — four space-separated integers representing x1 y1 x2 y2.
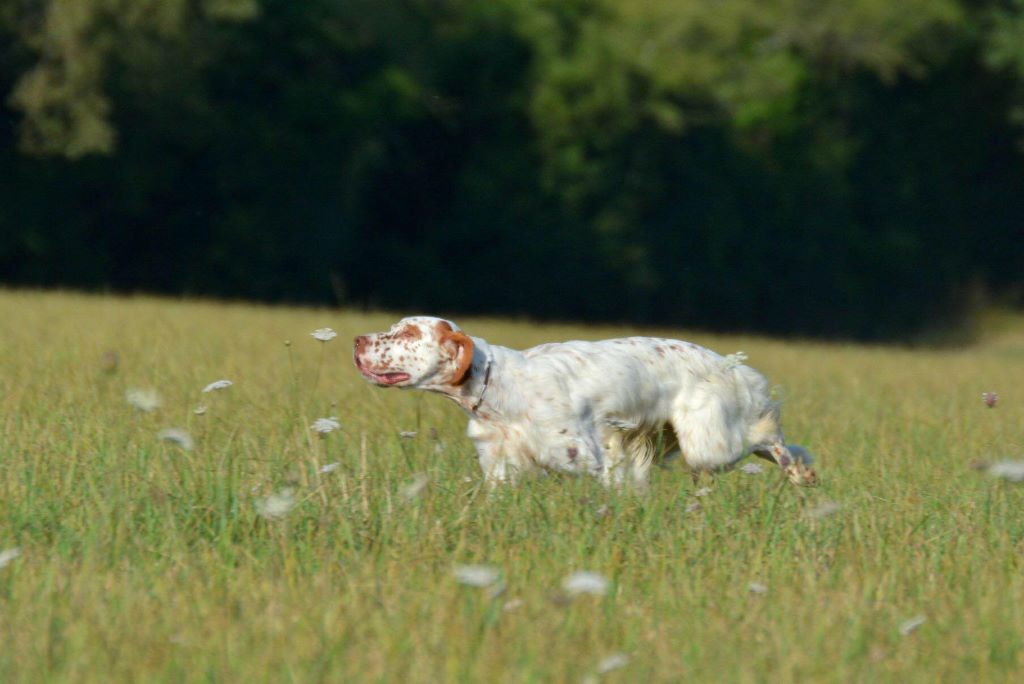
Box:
353 316 474 391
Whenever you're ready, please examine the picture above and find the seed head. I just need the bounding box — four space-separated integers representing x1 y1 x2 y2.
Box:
100 350 119 373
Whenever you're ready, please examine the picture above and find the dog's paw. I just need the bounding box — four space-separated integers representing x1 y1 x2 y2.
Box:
785 463 818 487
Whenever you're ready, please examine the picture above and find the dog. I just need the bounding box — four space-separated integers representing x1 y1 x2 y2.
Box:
353 316 817 488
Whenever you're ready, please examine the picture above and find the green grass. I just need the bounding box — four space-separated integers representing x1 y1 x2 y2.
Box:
1 290 1023 682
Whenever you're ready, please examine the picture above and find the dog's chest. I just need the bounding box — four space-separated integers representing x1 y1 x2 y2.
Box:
466 417 599 475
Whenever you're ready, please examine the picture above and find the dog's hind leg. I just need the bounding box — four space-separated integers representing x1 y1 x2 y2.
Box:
623 430 659 492
600 430 629 488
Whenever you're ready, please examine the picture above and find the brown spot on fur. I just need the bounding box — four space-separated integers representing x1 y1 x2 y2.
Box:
396 324 422 340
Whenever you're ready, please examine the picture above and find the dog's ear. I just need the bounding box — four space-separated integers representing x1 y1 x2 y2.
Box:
440 328 474 386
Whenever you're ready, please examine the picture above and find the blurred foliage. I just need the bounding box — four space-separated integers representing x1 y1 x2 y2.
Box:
0 0 1021 339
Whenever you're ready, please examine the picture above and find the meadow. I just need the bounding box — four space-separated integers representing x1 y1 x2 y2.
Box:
1 290 1023 683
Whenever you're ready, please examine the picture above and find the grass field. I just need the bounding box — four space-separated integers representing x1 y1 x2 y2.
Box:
2 290 1023 682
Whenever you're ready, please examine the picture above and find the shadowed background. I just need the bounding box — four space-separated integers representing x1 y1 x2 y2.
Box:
0 0 1022 339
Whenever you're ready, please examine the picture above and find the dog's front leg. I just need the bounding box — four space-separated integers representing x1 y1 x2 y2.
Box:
475 441 518 486
467 419 523 486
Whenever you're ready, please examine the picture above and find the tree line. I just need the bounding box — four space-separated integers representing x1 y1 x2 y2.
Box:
1 0 1022 339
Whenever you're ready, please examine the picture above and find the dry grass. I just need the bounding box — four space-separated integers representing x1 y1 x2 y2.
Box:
1 290 1023 682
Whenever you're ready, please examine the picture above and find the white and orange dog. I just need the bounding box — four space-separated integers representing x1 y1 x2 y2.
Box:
354 317 817 488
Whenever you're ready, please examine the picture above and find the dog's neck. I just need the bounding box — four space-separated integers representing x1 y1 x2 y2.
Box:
446 338 520 418
466 339 493 412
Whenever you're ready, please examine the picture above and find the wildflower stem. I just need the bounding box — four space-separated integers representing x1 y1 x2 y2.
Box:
313 437 330 507
360 432 370 520
313 343 325 393
285 341 298 404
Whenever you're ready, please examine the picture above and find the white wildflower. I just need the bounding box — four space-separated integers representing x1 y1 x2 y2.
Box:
453 564 501 588
193 405 208 416
807 500 841 519
0 547 21 569
319 462 341 474
399 431 418 439
125 388 161 412
310 417 341 435
596 652 630 674
740 462 764 474
311 328 337 342
401 473 429 500
748 581 768 595
157 428 194 451
256 489 297 520
694 487 713 497
983 460 1024 482
201 379 233 393
899 615 926 636
562 571 610 597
